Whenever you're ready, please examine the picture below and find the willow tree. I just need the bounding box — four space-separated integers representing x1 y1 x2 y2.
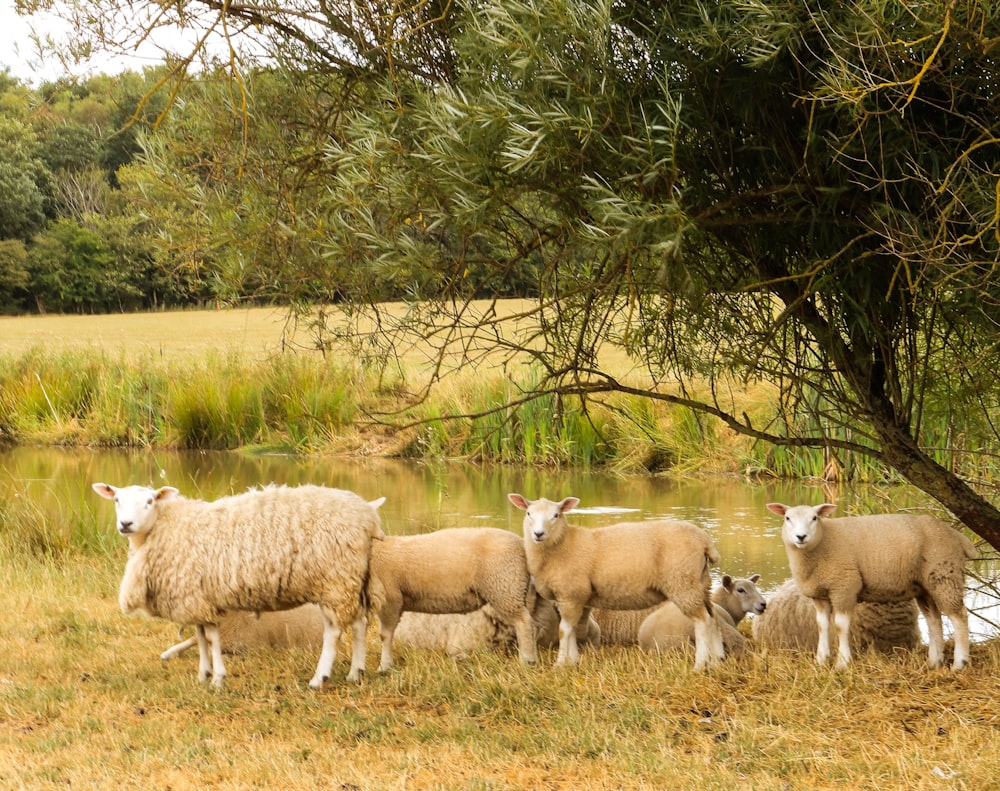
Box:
38 1 1000 546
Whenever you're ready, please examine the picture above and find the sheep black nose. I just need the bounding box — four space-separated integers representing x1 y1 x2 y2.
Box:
119 521 133 533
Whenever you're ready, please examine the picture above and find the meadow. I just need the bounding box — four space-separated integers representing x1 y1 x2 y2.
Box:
2 306 1000 789
0 305 941 478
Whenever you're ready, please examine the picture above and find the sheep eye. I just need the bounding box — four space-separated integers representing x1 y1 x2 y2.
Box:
737 587 746 594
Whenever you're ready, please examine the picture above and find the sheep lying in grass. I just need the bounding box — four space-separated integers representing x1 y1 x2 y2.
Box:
591 574 765 656
367 527 538 671
768 502 977 670
752 579 921 655
93 482 383 688
637 574 766 656
509 493 725 671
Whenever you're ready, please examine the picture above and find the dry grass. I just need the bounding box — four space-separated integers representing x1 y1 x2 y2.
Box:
2 554 999 790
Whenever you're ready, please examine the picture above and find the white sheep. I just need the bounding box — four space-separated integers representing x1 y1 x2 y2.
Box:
93 482 384 688
636 574 766 656
591 574 765 653
767 502 977 670
367 527 538 671
508 493 725 671
160 606 325 659
161 583 596 662
751 579 921 655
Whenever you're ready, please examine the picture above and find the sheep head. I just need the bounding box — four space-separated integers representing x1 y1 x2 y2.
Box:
92 482 180 537
508 493 579 544
767 502 837 551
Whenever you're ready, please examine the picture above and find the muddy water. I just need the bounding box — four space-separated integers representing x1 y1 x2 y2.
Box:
4 445 996 640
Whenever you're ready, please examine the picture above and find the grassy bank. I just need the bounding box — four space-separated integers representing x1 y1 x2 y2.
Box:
3 552 998 790
0 307 948 479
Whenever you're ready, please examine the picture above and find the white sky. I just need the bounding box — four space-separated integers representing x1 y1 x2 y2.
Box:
0 4 209 85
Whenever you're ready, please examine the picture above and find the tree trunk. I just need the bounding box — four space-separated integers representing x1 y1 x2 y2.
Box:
873 417 1000 550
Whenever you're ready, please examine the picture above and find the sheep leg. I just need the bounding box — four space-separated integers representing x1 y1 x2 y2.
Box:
309 609 343 690
204 623 227 687
813 600 833 666
161 635 197 661
195 625 213 683
948 606 971 670
376 607 401 673
832 610 853 670
511 608 538 665
691 606 724 671
555 602 584 665
346 615 368 683
917 597 946 669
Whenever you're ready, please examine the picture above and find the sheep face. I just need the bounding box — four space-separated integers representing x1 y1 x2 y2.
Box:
92 482 180 537
767 502 837 551
723 574 767 617
508 493 580 544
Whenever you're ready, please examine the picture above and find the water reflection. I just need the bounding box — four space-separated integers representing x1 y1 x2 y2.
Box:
3 445 996 640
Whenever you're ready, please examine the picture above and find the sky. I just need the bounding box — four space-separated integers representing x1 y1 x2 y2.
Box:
0 4 202 85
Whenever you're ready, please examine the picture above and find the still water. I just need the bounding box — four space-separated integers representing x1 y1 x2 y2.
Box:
4 445 997 640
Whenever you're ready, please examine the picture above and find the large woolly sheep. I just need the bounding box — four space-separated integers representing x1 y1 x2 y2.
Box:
636 574 766 656
93 482 384 688
367 527 538 671
752 579 921 655
767 502 977 670
508 493 725 671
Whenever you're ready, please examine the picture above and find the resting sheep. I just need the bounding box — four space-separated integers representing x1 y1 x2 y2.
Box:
366 527 538 671
592 574 765 654
508 493 725 671
162 584 596 662
636 574 766 656
752 579 921 655
767 502 977 670
93 482 383 688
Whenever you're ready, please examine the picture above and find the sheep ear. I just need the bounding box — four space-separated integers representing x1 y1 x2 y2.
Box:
369 496 387 510
817 503 837 517
92 482 117 500
559 497 580 514
155 486 179 502
748 573 761 584
765 502 787 515
721 574 734 591
508 493 531 510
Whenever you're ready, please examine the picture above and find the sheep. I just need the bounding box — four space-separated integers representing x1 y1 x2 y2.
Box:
160 606 325 659
162 584 600 663
93 482 384 688
366 527 538 671
751 579 921 655
767 502 977 670
636 574 767 656
508 493 725 671
590 574 765 654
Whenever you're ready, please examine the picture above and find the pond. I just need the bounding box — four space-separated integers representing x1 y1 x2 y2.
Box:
3 445 997 641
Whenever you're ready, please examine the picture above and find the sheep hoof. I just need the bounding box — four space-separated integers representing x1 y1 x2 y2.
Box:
210 675 226 688
308 675 328 690
347 669 364 684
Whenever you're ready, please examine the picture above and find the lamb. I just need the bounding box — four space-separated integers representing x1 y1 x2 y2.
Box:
752 579 921 655
636 574 767 656
366 527 538 671
767 502 977 670
93 482 384 688
508 493 725 671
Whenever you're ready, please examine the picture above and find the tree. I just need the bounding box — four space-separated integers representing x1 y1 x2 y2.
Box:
34 1 1000 547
